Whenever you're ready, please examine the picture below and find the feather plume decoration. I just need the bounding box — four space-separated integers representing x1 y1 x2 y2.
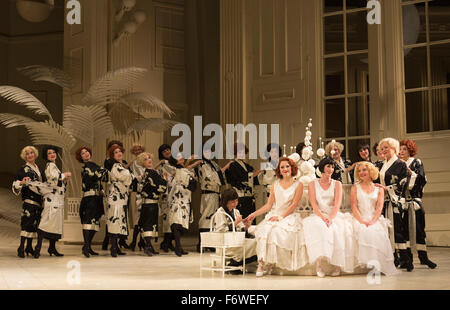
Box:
129 118 179 133
17 65 74 90
0 86 53 120
23 120 76 151
119 92 174 117
0 113 37 128
82 67 148 105
63 105 114 146
107 101 142 135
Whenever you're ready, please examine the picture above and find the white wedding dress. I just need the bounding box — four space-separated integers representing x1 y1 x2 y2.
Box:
352 184 399 276
254 180 308 271
303 179 355 273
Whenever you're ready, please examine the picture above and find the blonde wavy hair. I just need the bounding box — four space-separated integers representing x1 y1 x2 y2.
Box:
136 152 153 167
379 137 400 155
20 146 39 162
325 141 344 156
354 161 379 183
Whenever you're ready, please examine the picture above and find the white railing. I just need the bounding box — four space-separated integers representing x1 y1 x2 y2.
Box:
64 184 354 221
66 197 81 221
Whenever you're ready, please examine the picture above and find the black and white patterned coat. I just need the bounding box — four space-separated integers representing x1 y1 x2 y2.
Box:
12 163 43 238
157 160 175 233
106 162 133 236
195 160 225 229
166 166 196 230
38 162 67 237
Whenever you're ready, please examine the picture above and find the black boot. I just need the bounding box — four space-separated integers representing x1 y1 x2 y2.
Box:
171 224 183 257
138 236 145 251
143 237 153 257
129 225 140 251
117 236 127 255
82 230 90 258
48 240 64 257
87 230 99 255
168 233 176 251
418 250 437 269
160 233 171 252
399 249 413 272
102 227 109 250
33 231 43 259
17 236 26 258
393 251 400 267
118 236 129 249
149 238 159 254
400 248 413 268
25 238 34 257
110 235 118 257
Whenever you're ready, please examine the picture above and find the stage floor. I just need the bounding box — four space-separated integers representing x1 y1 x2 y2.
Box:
0 235 449 290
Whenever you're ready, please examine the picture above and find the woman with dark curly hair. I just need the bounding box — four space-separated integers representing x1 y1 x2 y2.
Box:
34 145 72 258
399 139 436 269
225 143 262 225
75 146 109 258
155 143 176 252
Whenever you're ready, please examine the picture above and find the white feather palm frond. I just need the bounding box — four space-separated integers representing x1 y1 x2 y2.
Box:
82 67 148 105
17 65 74 90
64 105 115 146
108 101 142 136
119 92 174 117
129 118 179 133
0 86 53 120
0 113 37 128
24 120 76 152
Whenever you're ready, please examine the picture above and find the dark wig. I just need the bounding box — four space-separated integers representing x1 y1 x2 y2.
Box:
372 142 379 155
158 144 171 160
42 145 60 161
107 140 123 151
221 188 239 209
266 143 282 162
318 156 335 173
296 142 306 155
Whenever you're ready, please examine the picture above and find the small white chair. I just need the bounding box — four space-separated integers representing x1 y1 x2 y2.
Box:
200 212 246 276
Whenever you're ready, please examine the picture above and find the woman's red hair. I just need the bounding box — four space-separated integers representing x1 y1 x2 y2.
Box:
108 145 125 160
75 146 92 163
275 157 298 179
400 139 418 157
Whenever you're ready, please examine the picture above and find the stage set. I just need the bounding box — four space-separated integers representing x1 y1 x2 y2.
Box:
1 0 450 290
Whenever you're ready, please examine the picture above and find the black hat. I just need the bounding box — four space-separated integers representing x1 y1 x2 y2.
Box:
158 144 171 160
42 145 60 161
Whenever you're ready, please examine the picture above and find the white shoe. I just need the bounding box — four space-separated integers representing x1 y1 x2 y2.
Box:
316 263 325 278
256 262 265 277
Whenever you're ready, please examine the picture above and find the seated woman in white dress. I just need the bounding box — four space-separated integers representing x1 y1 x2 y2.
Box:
351 161 398 276
245 157 307 277
303 157 355 277
211 188 257 271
